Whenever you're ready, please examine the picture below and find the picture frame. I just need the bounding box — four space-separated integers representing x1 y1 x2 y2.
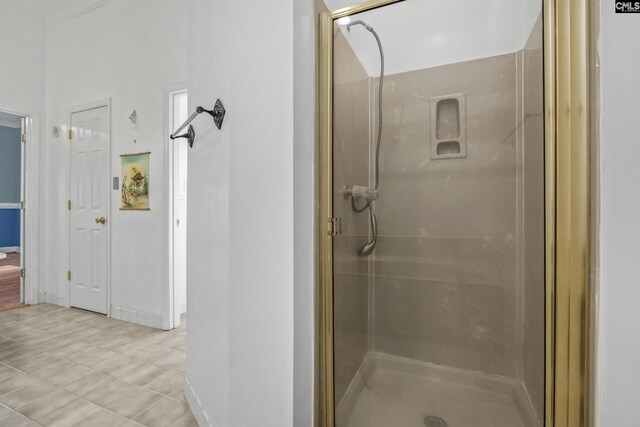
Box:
120 152 150 210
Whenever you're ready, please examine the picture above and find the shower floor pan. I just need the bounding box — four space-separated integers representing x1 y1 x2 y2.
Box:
336 352 540 427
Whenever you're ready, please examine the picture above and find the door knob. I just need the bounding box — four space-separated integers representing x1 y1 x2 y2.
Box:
95 217 107 224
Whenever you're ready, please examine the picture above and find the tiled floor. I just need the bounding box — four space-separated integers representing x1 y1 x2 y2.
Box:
0 304 196 427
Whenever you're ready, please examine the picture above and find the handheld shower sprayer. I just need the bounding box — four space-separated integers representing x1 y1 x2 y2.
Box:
342 19 385 257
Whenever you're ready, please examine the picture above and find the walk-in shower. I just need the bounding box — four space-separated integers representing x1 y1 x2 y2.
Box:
323 0 546 426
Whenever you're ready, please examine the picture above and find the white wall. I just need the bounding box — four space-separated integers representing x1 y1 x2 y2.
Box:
293 0 317 424
43 0 187 326
0 1 46 114
185 0 230 424
0 0 46 304
185 0 315 425
597 4 640 427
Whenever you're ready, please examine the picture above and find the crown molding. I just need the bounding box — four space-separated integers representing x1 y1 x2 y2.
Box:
45 0 118 28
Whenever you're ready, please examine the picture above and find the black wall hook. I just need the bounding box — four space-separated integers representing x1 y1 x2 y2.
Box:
170 124 195 148
197 99 226 130
169 99 226 148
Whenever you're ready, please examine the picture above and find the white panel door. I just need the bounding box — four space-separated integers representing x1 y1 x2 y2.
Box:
69 106 109 314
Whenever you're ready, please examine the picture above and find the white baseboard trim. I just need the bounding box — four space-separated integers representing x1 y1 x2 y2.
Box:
0 247 20 253
110 305 164 329
185 376 214 427
179 301 187 315
43 292 67 307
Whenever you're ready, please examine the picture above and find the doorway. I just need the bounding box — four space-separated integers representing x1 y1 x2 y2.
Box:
169 88 189 329
0 111 26 310
68 103 111 314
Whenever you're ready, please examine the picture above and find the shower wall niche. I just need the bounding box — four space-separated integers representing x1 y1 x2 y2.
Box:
430 93 467 159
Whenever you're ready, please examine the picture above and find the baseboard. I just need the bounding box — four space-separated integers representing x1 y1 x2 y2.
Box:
43 292 67 307
185 376 214 427
110 305 164 329
0 247 20 253
180 300 187 314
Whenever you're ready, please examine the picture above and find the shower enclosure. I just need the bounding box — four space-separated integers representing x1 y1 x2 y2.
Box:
320 0 550 426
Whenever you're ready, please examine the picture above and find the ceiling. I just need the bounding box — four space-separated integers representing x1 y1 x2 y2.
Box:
324 0 542 76
3 0 86 18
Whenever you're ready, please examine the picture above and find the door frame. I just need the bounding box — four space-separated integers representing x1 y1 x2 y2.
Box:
318 1 593 426
164 82 188 330
67 99 112 314
0 106 40 306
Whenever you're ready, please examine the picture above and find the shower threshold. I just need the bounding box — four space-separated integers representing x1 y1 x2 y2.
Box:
336 352 541 427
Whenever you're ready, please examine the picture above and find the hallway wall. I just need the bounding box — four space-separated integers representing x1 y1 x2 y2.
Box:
598 2 640 426
0 1 46 115
0 1 46 303
186 0 316 425
43 0 187 326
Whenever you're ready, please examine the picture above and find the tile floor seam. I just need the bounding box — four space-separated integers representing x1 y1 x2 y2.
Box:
68 403 134 426
128 397 164 421
16 411 40 427
48 368 186 417
4 409 46 427
131 397 190 427
0 361 68 410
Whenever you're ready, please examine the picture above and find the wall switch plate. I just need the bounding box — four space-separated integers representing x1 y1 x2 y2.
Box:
113 177 119 190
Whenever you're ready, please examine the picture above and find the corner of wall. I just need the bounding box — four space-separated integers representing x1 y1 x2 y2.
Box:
184 376 214 427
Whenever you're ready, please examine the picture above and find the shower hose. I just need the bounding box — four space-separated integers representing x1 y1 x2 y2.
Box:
348 21 384 257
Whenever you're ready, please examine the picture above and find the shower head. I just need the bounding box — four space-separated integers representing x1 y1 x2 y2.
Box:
347 19 374 33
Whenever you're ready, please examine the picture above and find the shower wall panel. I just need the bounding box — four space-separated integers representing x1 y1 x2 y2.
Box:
371 52 520 377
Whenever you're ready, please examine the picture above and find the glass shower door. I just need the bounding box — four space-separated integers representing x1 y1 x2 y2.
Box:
330 1 545 426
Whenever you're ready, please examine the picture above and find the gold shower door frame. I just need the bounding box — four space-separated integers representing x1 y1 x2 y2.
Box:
318 1 593 426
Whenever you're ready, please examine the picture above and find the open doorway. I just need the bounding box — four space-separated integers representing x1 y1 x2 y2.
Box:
169 88 189 328
0 111 25 310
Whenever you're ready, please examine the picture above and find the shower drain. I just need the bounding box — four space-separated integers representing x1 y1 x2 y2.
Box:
423 415 448 427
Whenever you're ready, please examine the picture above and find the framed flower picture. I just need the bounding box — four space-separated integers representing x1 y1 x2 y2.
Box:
120 152 150 210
